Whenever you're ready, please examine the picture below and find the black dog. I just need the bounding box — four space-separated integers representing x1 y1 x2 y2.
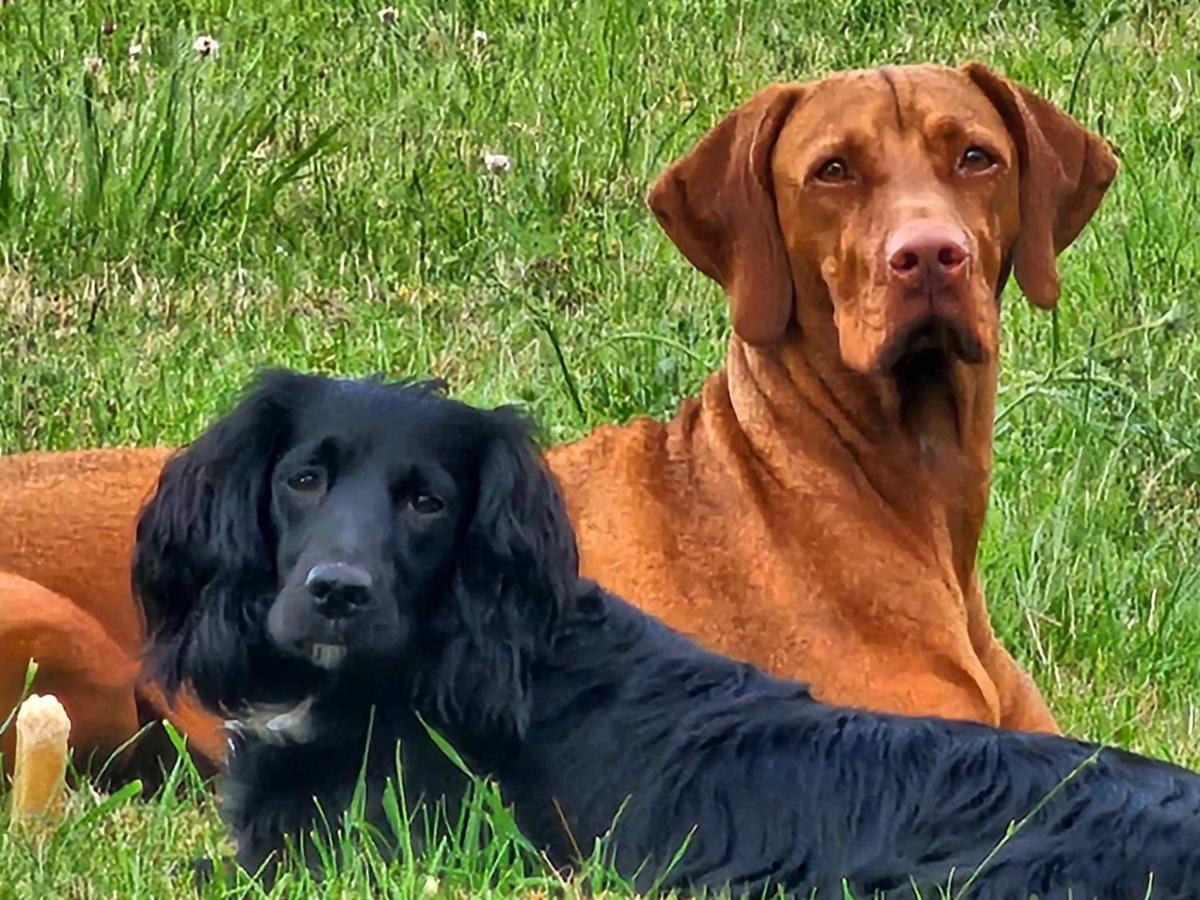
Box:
134 370 1200 899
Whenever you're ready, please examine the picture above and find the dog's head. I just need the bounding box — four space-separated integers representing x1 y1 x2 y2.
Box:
133 370 577 740
648 62 1117 378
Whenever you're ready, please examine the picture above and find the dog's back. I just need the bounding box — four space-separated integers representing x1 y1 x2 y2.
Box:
507 589 1200 899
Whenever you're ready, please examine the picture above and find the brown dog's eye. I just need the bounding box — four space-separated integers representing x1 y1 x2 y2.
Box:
286 468 326 494
959 146 996 172
813 157 852 184
410 492 444 514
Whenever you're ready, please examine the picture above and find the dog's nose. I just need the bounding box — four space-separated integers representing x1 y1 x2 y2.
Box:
886 220 971 290
305 562 373 618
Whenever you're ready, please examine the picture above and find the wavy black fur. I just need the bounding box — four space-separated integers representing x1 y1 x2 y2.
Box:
133 370 1200 898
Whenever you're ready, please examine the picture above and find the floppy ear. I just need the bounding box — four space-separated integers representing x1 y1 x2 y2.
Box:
647 83 805 345
132 370 306 712
963 62 1119 309
429 406 578 742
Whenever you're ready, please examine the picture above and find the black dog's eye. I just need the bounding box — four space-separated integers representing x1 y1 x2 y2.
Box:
959 146 996 172
409 492 444 514
286 468 326 494
813 157 853 184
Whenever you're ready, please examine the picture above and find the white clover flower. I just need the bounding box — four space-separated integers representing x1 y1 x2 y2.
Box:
471 28 488 47
83 55 103 75
128 42 144 61
482 151 512 175
377 6 397 24
193 34 219 58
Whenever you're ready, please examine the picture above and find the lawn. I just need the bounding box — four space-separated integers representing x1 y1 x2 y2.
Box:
1 0 1198 896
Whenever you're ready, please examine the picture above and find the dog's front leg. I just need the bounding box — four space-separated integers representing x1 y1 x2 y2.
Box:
181 853 258 895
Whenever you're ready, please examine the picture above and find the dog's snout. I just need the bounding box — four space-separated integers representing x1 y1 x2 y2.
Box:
305 562 373 618
886 220 970 289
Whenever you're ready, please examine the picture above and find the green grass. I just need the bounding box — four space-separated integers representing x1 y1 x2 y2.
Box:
1 0 1199 895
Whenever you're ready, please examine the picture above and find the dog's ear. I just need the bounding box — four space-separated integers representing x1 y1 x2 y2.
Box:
963 62 1119 309
432 406 578 741
132 370 305 710
647 84 805 346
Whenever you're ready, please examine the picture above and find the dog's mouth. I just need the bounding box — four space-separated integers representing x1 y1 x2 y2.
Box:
303 641 348 670
882 316 984 376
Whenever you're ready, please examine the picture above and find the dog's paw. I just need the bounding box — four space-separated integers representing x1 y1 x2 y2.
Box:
190 856 215 888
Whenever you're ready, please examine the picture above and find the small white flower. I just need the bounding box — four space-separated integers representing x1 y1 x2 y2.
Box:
482 151 512 175
83 55 103 75
471 28 488 47
421 875 439 895
128 42 144 61
377 6 397 24
193 34 219 58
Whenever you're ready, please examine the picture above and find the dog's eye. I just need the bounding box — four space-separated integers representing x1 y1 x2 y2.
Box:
286 468 326 494
959 146 996 172
813 157 852 184
410 492 444 514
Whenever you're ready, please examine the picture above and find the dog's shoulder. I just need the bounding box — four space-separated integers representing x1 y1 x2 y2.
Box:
561 583 747 655
543 581 818 727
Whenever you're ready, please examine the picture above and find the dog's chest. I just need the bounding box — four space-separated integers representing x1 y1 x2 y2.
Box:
222 702 472 863
228 696 319 745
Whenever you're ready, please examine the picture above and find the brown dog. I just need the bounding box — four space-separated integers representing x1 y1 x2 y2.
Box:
0 62 1116 778
0 450 225 779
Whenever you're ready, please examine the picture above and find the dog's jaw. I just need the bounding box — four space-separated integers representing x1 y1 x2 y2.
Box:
226 696 319 745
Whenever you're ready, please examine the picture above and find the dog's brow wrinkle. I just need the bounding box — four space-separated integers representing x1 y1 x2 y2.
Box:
879 67 904 129
927 115 966 142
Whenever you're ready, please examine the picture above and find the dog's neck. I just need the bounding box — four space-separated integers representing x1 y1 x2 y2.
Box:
719 327 996 591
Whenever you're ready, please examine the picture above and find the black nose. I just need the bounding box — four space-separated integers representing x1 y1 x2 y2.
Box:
305 562 373 618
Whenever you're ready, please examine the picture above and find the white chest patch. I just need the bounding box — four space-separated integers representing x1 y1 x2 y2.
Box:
226 695 319 745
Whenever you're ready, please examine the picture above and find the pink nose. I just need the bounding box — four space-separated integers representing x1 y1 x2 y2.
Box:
886 219 970 289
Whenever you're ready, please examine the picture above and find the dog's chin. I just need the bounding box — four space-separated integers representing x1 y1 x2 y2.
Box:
266 620 408 677
269 633 378 675
299 641 349 670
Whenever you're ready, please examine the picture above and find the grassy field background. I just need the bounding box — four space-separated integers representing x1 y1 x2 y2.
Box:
1 0 1198 895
